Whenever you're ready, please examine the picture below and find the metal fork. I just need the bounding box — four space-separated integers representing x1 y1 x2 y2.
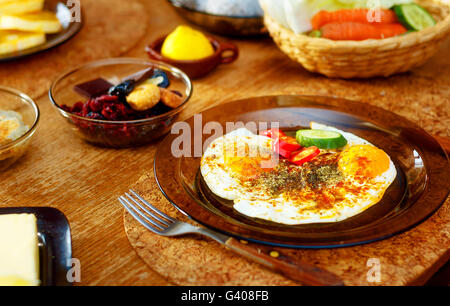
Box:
119 190 344 286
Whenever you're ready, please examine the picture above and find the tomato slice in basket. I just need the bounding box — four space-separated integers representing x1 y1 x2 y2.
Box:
289 146 321 166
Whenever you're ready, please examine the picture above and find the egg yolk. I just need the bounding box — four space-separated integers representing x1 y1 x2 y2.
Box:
225 156 266 181
223 142 273 181
338 145 390 178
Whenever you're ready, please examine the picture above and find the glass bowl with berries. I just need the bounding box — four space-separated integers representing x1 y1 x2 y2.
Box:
49 58 193 147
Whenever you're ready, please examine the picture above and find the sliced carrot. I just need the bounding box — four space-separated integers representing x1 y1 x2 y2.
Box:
320 22 407 41
312 9 399 30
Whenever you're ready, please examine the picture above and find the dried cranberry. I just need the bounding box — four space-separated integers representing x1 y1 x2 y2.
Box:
97 95 119 103
89 99 102 112
101 106 115 120
66 102 84 113
81 101 91 116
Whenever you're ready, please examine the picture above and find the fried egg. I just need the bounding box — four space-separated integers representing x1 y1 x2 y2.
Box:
200 123 397 225
201 128 274 201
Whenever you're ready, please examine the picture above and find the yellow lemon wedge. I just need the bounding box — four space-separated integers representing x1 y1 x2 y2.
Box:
0 10 62 34
0 0 44 15
0 30 46 55
161 25 214 61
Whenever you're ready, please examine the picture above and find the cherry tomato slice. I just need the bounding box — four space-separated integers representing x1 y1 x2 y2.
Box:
259 128 286 139
263 129 302 158
273 138 293 158
289 146 320 166
278 135 302 152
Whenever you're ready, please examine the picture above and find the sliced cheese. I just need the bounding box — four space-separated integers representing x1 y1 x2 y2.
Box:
0 11 62 34
0 30 46 55
0 276 36 286
0 0 44 15
0 214 40 286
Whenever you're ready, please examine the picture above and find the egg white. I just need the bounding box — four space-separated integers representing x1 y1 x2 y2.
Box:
201 124 397 225
200 128 273 201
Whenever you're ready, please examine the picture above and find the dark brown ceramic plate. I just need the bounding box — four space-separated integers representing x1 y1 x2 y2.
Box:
154 95 449 248
0 207 73 286
0 0 83 62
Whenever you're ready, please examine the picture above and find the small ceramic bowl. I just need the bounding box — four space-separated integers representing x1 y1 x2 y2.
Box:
49 58 192 148
0 86 40 171
146 35 239 79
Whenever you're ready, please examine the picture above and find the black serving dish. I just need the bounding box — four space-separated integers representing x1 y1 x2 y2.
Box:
0 207 73 286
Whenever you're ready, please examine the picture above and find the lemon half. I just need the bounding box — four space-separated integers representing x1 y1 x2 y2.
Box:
161 25 214 61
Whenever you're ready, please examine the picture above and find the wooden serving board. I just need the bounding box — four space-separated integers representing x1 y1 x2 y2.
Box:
124 166 449 286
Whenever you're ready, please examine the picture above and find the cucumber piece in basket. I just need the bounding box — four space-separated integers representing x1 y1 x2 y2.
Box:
308 30 322 37
394 3 436 31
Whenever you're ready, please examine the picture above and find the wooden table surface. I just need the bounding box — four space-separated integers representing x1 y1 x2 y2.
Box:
0 0 449 285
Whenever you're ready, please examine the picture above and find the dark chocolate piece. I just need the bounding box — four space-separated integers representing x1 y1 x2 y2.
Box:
73 68 154 99
121 68 154 85
74 78 113 99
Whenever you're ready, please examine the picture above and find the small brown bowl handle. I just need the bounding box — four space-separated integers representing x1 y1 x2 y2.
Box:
218 42 239 65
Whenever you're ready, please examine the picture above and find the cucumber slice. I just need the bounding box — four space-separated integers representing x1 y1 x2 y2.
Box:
309 30 322 38
296 129 347 149
394 3 436 31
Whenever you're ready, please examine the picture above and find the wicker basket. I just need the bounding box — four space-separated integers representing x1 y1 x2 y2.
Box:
262 0 450 78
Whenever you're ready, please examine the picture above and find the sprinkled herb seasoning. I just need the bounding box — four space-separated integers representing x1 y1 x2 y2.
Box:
307 165 344 189
254 158 344 196
256 160 306 196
